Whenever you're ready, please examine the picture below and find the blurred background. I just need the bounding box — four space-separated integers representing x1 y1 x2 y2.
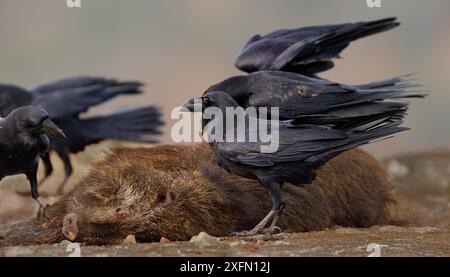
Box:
0 0 449 158
0 1 449 254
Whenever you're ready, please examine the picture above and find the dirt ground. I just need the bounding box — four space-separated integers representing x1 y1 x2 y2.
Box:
0 145 449 257
1 226 448 257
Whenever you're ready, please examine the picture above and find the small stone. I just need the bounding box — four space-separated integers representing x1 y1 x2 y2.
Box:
190 232 219 247
335 228 363 234
261 233 282 241
229 241 242 247
378 225 405 233
413 227 438 234
386 159 409 178
53 240 72 247
273 241 290 246
122 235 137 245
242 237 258 242
160 237 171 243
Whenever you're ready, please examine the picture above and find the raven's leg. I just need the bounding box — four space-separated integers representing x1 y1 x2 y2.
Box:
26 166 45 218
39 152 53 184
232 182 286 236
15 154 53 197
55 149 73 195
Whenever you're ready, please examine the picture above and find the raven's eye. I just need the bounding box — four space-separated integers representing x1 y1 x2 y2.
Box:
203 97 209 105
23 122 33 128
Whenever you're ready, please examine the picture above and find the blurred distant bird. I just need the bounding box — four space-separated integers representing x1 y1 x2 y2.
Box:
0 106 66 216
0 76 163 194
234 17 399 76
195 71 424 123
184 91 409 235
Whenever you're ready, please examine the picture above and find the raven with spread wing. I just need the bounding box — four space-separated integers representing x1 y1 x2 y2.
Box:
234 17 399 76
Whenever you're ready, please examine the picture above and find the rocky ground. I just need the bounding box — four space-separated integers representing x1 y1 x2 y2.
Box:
1 226 448 257
0 146 449 257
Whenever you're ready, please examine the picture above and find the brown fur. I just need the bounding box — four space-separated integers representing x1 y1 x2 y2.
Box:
0 144 395 246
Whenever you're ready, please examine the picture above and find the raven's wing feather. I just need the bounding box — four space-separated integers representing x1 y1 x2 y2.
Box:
217 110 406 168
32 76 117 95
235 17 399 76
217 123 348 167
0 85 33 116
30 78 143 118
245 71 424 119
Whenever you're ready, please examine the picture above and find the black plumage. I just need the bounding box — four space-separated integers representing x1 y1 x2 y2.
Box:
0 76 163 194
234 17 400 76
199 71 424 124
181 17 425 236
184 91 409 235
0 106 66 216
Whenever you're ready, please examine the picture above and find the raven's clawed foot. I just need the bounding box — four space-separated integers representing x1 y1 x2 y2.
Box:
263 225 282 235
231 210 282 237
232 225 282 238
260 226 282 241
35 198 46 218
231 230 258 237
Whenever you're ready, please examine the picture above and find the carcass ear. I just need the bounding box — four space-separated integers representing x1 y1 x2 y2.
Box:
156 189 174 206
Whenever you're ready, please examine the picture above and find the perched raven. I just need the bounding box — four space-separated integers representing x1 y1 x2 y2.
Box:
0 106 66 216
183 91 408 235
234 17 400 76
188 71 424 124
0 76 163 194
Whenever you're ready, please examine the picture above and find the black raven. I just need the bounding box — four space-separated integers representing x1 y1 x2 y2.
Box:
0 106 66 216
234 17 400 76
183 91 408 235
0 76 163 194
189 71 424 124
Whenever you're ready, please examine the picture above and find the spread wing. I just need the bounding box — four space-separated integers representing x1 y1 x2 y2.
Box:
30 76 143 118
235 17 400 76
0 85 33 116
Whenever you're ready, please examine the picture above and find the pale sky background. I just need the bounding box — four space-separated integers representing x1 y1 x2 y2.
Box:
0 0 449 158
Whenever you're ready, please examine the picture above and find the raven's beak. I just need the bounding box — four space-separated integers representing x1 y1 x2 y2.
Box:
42 119 66 140
182 98 202 112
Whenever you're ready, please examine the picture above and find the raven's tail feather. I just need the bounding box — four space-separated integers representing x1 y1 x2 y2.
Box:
80 106 163 145
292 100 407 127
355 73 421 90
292 73 425 128
330 74 427 110
306 110 408 167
